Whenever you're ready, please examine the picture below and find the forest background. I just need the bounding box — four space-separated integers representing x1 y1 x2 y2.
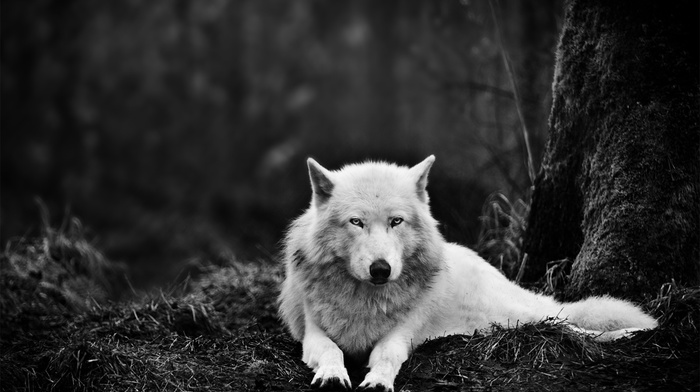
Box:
2 0 562 287
4 2 700 391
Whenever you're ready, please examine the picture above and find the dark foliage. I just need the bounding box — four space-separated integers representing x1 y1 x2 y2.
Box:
2 1 559 277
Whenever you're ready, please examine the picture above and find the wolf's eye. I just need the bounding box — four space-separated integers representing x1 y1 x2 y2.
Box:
390 217 404 227
349 218 364 228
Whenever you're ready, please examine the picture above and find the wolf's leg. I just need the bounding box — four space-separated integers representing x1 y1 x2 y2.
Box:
302 306 351 390
357 331 412 392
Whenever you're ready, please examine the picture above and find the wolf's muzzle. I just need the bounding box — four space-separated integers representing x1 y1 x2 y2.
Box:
369 259 391 285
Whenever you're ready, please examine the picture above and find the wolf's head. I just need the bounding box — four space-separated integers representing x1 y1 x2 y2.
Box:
304 156 441 287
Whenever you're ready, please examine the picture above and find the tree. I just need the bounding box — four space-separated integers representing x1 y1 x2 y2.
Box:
522 0 699 301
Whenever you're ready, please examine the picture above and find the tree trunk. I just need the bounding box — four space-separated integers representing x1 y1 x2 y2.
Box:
522 0 699 301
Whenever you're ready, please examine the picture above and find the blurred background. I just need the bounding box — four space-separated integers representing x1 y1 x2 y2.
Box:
2 0 563 286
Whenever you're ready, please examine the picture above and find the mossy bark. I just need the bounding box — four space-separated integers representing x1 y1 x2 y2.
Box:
522 0 700 301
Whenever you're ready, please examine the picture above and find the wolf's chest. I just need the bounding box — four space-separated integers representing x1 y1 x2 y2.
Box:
327 307 398 356
308 288 405 356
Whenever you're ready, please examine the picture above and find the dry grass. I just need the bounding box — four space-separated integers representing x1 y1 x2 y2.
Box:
477 192 530 281
398 299 699 391
1 213 127 315
1 222 698 392
0 291 308 391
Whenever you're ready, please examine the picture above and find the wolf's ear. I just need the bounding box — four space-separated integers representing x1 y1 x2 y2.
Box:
307 158 334 206
409 155 435 203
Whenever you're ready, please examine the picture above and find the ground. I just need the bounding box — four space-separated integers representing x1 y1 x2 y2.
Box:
1 223 698 391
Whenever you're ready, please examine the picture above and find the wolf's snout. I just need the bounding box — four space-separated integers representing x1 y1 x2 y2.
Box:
369 259 391 285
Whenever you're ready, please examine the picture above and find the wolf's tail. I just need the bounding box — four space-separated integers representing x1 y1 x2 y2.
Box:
558 296 658 341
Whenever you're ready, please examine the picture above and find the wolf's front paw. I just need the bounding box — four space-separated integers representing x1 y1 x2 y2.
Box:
357 372 394 392
310 365 351 390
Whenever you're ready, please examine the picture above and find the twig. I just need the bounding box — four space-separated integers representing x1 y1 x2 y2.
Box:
515 253 528 284
124 273 138 296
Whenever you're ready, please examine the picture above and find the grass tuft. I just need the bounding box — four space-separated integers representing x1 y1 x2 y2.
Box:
1 207 127 317
473 319 605 367
477 192 530 281
188 260 284 333
648 281 700 329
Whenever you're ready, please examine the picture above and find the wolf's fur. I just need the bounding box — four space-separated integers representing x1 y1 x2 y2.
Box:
278 156 657 391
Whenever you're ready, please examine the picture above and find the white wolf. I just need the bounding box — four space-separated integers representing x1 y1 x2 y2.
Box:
278 156 657 392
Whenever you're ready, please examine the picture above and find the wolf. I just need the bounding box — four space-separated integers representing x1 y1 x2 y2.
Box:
278 156 657 391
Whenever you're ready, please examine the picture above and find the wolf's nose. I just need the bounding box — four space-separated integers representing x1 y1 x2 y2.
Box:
369 259 391 284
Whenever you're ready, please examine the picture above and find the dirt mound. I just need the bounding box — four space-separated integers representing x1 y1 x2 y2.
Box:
1 228 697 391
